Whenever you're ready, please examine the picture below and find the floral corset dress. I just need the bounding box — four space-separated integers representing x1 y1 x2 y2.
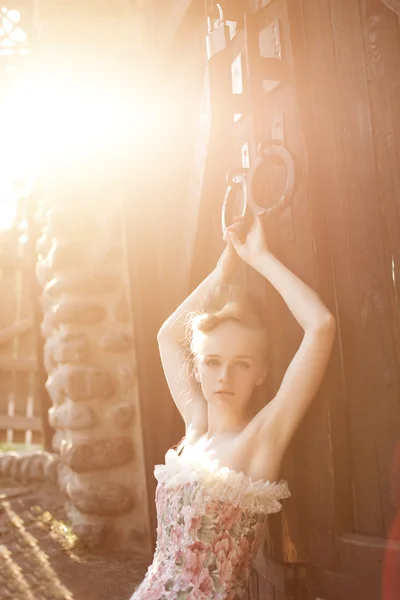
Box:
130 448 290 600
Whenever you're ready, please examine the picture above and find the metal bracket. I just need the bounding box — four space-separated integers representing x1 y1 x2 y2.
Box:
222 142 295 233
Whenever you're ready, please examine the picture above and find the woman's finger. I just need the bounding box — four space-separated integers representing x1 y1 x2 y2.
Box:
226 222 242 232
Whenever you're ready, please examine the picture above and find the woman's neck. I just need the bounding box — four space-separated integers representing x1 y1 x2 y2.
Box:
206 405 251 439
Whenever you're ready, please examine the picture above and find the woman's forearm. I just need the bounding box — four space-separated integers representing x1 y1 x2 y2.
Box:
251 251 334 332
158 240 239 344
157 267 228 344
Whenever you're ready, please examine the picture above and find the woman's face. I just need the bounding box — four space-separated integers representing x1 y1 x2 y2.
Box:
193 320 267 410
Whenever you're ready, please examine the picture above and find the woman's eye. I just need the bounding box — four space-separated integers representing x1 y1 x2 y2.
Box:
237 361 250 369
205 359 218 367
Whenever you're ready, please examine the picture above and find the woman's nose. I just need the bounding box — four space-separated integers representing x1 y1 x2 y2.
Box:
218 365 232 382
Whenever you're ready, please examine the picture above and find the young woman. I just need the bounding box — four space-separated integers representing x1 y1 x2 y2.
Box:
131 216 336 600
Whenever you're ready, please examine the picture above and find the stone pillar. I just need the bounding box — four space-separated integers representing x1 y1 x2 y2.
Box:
33 1 151 553
36 189 150 552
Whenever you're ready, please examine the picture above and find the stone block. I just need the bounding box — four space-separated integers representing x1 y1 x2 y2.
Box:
52 300 106 325
116 365 136 393
36 232 52 257
101 332 132 352
10 455 23 481
64 366 115 401
40 290 54 312
62 437 134 473
36 260 53 287
41 311 56 339
52 430 64 452
45 271 121 296
67 481 135 516
45 370 65 405
53 332 89 363
73 523 109 549
48 242 85 269
44 341 57 374
49 403 95 430
107 402 135 428
27 452 52 482
57 462 70 493
44 454 60 484
19 455 36 482
0 452 19 477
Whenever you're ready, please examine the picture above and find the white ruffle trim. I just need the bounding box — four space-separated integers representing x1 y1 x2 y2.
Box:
154 448 291 515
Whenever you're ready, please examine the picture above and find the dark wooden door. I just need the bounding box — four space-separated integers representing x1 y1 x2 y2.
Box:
240 1 400 599
192 1 400 599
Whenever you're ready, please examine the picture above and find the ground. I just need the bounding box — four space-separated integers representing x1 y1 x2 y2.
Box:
0 477 149 600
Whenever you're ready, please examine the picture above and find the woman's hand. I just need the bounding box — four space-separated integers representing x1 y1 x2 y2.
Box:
226 215 270 268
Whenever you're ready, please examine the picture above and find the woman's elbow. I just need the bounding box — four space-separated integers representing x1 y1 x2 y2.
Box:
317 313 336 340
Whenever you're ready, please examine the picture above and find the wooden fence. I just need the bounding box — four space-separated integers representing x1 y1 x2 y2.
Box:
0 226 41 445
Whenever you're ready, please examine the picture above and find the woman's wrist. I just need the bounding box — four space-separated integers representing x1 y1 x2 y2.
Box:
248 248 275 272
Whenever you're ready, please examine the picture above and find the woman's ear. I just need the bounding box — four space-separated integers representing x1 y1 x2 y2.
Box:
193 365 201 383
256 367 267 387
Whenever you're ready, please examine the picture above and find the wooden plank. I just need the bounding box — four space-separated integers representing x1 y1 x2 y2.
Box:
0 318 33 345
260 57 289 83
0 357 37 372
258 0 336 569
327 0 400 535
380 0 400 14
0 235 20 445
292 0 389 538
257 574 274 600
0 254 29 270
0 373 11 437
249 570 259 599
146 0 202 56
336 532 400 577
26 189 53 449
287 0 356 558
253 554 296 595
0 415 42 432
307 565 381 600
359 0 400 531
287 0 358 549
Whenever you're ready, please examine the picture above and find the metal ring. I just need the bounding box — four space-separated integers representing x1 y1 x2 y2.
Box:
247 142 295 218
221 173 248 233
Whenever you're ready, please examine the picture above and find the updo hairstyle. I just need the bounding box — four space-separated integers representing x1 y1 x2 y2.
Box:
185 284 269 371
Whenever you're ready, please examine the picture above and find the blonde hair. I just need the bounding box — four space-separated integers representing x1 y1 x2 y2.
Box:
183 284 268 383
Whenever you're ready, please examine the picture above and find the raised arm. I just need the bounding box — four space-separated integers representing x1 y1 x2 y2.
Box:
157 238 239 434
228 217 336 453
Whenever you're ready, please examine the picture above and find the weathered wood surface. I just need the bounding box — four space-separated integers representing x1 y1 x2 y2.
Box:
129 0 400 596
285 0 400 598
0 319 33 346
124 5 207 544
0 414 41 432
380 0 400 15
0 211 40 444
0 357 37 371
